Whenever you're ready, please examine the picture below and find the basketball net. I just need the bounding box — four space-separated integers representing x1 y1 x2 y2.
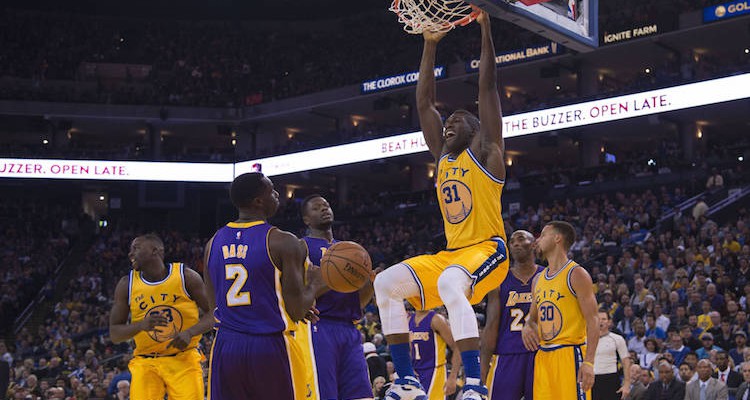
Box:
390 0 481 34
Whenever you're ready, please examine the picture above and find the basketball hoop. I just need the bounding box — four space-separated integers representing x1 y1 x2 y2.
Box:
390 0 481 34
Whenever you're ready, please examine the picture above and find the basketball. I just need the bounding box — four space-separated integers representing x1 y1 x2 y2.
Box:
320 241 372 293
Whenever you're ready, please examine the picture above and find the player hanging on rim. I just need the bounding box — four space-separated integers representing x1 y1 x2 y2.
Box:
374 11 509 400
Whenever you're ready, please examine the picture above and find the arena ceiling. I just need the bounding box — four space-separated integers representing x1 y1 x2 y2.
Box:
4 0 385 20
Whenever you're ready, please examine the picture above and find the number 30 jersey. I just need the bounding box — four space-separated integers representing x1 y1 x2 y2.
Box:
494 266 545 355
207 221 294 335
436 148 506 250
534 260 587 348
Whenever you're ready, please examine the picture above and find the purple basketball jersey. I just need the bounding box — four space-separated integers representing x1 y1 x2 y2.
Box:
304 236 362 322
494 266 545 355
409 311 438 371
208 221 290 334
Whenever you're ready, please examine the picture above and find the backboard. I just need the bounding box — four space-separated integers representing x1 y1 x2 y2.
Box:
468 0 599 52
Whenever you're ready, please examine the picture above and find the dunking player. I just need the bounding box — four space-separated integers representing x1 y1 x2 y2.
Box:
374 11 508 400
109 234 214 400
300 194 375 400
409 309 462 399
205 172 324 399
522 221 600 400
480 230 544 400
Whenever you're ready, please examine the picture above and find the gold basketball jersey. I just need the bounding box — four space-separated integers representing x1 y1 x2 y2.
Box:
436 148 505 249
129 263 200 356
534 260 586 347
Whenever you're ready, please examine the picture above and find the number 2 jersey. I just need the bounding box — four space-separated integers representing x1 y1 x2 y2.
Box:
207 221 295 334
494 266 545 355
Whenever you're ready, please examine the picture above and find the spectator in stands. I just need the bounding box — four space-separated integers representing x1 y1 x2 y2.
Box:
372 376 386 400
707 168 725 192
625 364 647 400
667 327 691 367
654 303 671 333
713 351 741 397
685 359 728 400
707 284 727 314
713 319 734 351
680 362 698 384
693 196 710 220
629 319 648 355
736 362 750 400
640 339 660 369
697 333 723 359
364 342 386 384
618 304 637 338
113 379 130 400
645 360 685 400
645 314 667 342
731 332 748 366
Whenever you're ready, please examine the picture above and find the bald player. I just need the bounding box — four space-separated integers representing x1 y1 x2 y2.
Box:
481 230 544 400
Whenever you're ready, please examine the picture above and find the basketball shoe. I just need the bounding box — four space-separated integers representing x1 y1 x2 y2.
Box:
385 376 428 400
461 384 488 400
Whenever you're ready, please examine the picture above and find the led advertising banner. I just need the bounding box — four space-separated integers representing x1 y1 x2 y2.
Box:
704 0 750 22
465 42 565 72
361 66 446 94
3 73 749 182
0 158 233 182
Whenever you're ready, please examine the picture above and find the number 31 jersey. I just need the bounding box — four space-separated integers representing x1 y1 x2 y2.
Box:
436 148 506 250
495 266 545 355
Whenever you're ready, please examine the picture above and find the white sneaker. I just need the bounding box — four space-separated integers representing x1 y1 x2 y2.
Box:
461 385 488 400
385 376 428 400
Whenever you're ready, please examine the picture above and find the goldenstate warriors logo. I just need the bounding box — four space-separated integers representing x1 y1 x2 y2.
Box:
538 301 563 341
440 180 473 224
146 305 184 342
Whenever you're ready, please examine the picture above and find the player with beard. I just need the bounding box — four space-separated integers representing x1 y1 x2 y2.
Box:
522 221 599 400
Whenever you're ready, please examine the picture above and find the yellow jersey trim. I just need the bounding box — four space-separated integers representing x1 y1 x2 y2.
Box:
226 221 265 228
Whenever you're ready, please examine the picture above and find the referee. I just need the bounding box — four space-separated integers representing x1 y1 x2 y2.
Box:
594 309 632 400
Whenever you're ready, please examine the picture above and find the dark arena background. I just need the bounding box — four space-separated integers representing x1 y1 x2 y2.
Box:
0 0 749 398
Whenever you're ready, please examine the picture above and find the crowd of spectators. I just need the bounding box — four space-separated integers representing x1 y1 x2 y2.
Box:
0 197 79 337
0 8 538 107
0 0 745 109
1 153 748 398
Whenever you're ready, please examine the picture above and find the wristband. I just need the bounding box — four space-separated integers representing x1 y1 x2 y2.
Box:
582 361 594 368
